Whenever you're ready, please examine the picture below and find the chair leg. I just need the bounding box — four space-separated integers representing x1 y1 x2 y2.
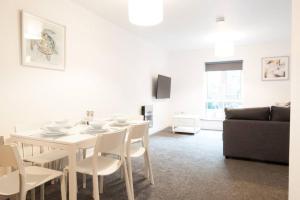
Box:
58 159 63 171
83 174 87 189
51 161 56 184
143 153 150 179
126 158 134 200
145 150 154 185
82 149 87 189
123 162 133 200
99 176 103 194
60 175 67 200
20 191 27 200
92 174 100 200
40 185 45 200
63 169 68 192
40 164 46 200
30 189 35 200
120 167 124 179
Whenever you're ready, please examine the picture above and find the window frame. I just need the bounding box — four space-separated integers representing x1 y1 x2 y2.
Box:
204 69 243 120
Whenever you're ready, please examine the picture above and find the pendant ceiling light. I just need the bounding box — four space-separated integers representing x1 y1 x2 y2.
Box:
128 0 164 26
214 17 235 57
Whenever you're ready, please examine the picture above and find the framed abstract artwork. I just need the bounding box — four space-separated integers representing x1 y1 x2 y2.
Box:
262 56 289 81
21 11 66 71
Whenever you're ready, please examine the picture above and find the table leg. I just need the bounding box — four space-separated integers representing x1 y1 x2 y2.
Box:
194 119 196 133
68 146 77 200
172 120 175 133
82 149 87 189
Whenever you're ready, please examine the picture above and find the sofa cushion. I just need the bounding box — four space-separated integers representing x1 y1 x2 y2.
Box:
225 107 270 120
271 106 290 122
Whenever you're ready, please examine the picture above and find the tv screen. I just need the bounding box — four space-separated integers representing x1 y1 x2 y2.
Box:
156 75 171 99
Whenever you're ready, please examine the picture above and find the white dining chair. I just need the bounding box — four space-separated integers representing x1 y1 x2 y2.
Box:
0 136 3 145
14 124 68 168
14 124 68 200
1 137 37 200
126 122 154 199
0 136 6 177
64 130 133 200
0 144 66 200
126 115 144 121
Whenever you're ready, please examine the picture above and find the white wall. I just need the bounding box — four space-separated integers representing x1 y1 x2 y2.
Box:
0 0 171 137
289 0 300 199
168 42 290 117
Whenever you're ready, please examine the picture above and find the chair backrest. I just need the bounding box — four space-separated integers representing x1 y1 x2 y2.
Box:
0 145 24 174
0 145 26 198
127 122 149 144
0 136 6 176
93 130 126 159
15 123 47 158
126 115 144 121
126 122 149 158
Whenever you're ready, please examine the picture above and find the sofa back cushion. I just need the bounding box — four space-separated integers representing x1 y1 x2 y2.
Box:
225 107 270 120
271 106 290 122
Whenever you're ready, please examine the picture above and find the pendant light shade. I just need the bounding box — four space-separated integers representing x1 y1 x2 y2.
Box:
128 0 163 26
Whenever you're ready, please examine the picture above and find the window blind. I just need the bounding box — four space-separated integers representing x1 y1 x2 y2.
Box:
205 60 243 71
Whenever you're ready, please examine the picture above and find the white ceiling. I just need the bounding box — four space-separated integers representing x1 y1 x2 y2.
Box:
72 0 291 51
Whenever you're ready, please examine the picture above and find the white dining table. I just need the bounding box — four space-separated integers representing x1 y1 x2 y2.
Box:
9 120 140 200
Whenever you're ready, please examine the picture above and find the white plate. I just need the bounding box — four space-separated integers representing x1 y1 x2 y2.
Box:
42 124 72 131
83 129 108 135
61 125 73 129
111 122 130 127
41 128 62 133
41 132 66 137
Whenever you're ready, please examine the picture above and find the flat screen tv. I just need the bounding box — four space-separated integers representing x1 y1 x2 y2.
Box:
156 75 171 99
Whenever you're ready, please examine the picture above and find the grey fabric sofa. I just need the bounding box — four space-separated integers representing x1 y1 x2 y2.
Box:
223 106 290 164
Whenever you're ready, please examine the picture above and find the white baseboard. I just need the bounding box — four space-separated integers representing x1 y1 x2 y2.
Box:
200 119 223 131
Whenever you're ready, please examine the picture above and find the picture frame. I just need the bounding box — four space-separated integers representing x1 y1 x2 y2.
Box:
262 56 289 81
21 11 66 71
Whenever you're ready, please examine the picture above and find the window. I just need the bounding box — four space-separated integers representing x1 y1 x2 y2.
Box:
205 61 243 119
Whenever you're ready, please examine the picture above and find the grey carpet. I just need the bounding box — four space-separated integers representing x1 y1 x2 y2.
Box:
34 129 288 200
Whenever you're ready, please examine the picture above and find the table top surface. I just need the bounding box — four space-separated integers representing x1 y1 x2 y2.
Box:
10 120 144 145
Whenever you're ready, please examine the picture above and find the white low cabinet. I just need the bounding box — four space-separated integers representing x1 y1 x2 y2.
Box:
172 114 201 134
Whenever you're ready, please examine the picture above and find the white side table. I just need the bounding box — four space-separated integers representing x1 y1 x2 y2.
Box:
172 114 201 134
